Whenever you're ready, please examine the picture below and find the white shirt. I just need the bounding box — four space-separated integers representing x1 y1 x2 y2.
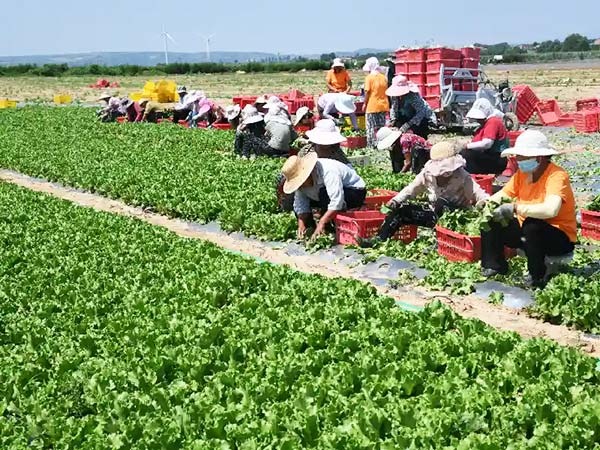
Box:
318 93 341 119
293 159 365 214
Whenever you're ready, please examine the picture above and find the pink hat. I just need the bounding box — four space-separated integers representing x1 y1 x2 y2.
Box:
196 98 213 117
386 75 420 97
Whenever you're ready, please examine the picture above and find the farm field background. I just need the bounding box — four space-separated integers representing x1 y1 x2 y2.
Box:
1 63 600 114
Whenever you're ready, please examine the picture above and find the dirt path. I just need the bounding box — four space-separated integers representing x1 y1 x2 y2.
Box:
1 168 598 358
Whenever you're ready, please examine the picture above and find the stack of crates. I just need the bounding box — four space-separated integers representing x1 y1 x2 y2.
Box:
574 110 600 133
394 47 480 110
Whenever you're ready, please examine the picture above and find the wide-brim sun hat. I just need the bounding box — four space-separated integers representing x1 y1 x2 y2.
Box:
334 94 357 114
501 129 558 157
255 95 268 104
466 98 494 120
424 141 466 177
282 152 318 194
241 105 264 125
332 58 345 68
225 104 241 120
362 56 380 73
306 119 347 146
196 103 211 117
293 106 311 126
98 94 112 101
376 127 402 150
386 75 420 97
121 98 134 109
138 98 150 106
177 85 187 93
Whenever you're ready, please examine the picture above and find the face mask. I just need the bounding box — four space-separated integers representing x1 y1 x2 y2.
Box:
517 159 539 173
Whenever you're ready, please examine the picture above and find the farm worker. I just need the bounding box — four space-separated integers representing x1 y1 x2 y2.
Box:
234 105 287 158
262 102 298 154
176 85 188 103
173 85 191 123
387 75 433 139
97 93 112 105
376 127 432 174
281 144 366 240
254 95 269 114
363 57 390 148
326 58 352 93
317 93 359 131
264 96 291 118
461 98 509 175
479 130 576 288
120 98 142 123
357 141 489 248
225 104 242 129
97 97 125 122
138 98 167 123
294 106 315 130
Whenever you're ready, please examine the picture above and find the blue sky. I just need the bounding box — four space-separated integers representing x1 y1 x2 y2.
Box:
2 0 598 56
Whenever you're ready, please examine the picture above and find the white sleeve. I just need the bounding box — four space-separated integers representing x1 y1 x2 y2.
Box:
516 195 563 220
467 138 494 150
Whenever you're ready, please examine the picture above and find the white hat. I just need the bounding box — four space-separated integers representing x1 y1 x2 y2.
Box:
225 104 241 120
281 152 318 194
362 56 380 73
334 94 356 115
466 98 494 120
306 119 347 146
386 75 420 97
263 95 287 110
255 95 268 104
241 104 264 125
332 58 345 68
376 127 402 150
501 130 558 157
293 106 312 126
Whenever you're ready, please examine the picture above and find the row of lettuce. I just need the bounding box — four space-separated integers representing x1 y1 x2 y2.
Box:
1 181 599 448
0 107 598 334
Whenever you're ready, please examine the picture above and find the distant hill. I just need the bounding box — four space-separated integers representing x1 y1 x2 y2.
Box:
0 49 393 67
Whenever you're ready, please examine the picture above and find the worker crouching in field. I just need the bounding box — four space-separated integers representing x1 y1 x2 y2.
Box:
318 93 359 131
461 98 509 175
282 132 366 240
376 127 431 174
263 103 298 155
120 98 142 123
479 130 577 288
293 106 315 131
97 96 125 122
234 105 289 158
138 98 168 123
358 141 489 248
225 104 242 129
387 75 434 139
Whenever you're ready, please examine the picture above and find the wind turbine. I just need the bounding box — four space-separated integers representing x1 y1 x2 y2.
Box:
199 33 216 62
161 25 176 64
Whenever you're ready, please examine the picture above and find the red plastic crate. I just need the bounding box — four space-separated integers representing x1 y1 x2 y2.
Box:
116 116 127 123
576 98 599 112
395 49 409 61
435 226 515 263
341 136 367 149
512 85 540 124
403 73 426 86
284 97 315 114
178 120 189 128
581 209 600 240
239 96 259 108
460 81 478 92
427 48 462 60
361 189 398 210
471 174 494 195
406 61 426 73
461 58 479 69
294 125 311 133
335 210 417 246
535 99 562 125
394 62 408 75
424 96 441 110
461 47 481 60
574 110 600 133
212 122 232 130
426 84 442 97
426 59 461 73
508 130 524 147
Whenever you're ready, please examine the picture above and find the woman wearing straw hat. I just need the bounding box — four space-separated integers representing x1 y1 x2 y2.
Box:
461 98 509 175
386 75 433 139
317 93 359 131
281 131 366 240
376 127 432 174
293 106 315 131
363 57 390 148
357 141 488 248
479 130 577 288
326 58 352 93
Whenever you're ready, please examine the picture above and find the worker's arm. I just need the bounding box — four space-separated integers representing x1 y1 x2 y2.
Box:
516 195 563 220
401 152 411 173
321 101 337 120
388 97 398 125
345 77 352 94
466 138 494 151
406 95 428 127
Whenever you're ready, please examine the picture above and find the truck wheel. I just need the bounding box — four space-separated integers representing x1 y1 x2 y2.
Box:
503 113 520 131
276 173 294 212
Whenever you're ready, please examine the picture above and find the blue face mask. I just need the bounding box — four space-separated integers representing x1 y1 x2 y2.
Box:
518 159 539 173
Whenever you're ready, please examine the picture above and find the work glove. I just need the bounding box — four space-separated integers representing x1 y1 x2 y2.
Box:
399 123 411 134
492 203 515 223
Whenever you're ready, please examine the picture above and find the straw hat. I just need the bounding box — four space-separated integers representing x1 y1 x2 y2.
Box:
332 58 345 68
293 106 312 126
305 119 347 146
334 94 356 114
424 141 465 177
466 98 494 120
281 152 318 194
138 98 150 107
386 75 420 97
501 130 558 158
241 104 264 125
376 127 402 150
98 93 112 101
225 104 241 120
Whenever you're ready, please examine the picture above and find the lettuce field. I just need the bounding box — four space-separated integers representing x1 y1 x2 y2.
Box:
1 181 599 448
